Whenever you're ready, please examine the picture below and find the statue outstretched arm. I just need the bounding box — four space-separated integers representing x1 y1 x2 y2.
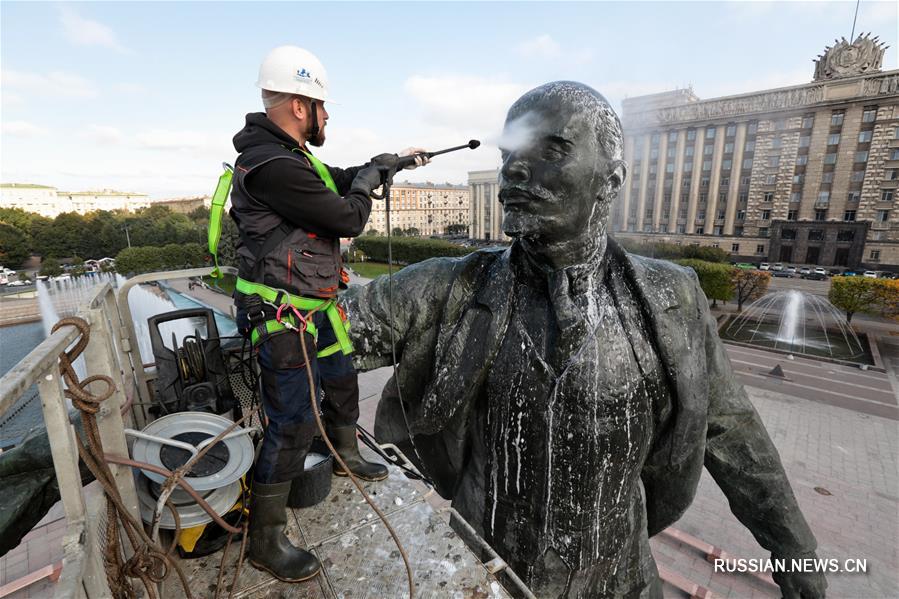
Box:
701 299 827 598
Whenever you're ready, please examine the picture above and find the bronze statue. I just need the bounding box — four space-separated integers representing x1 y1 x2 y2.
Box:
342 82 825 598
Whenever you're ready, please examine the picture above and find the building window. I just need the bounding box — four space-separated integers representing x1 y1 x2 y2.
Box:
822 172 834 183
801 116 814 129
759 228 769 238
799 136 811 148
761 210 771 220
721 177 730 187
684 162 693 173
737 210 746 220
756 244 765 254
796 155 808 165
731 243 740 252
682 178 692 189
787 210 797 221
735 226 744 236
700 177 710 187
831 112 844 126
851 171 865 182
847 191 860 202
765 174 777 184
828 133 841 146
882 190 895 202
793 174 805 184
745 140 756 152
685 145 695 157
724 142 734 154
677 224 686 233
824 153 837 164
739 191 749 202
889 149 899 160
870 250 881 261
764 192 774 202
887 169 899 181
721 159 731 170
666 163 675 173
687 129 696 141
697 209 706 219
713 226 724 235
717 209 726 219
704 145 714 156
706 128 716 139
775 119 786 131
748 122 758 135
837 229 855 242
809 229 825 241
650 148 659 159
742 158 753 169
815 209 827 221
772 137 782 149
843 210 857 221
702 160 712 171
668 131 678 143
855 151 868 163
862 108 877 123
768 156 780 168
782 228 797 240
726 124 737 137
858 130 873 143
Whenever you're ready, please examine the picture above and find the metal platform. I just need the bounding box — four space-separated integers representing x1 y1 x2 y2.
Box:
164 451 513 599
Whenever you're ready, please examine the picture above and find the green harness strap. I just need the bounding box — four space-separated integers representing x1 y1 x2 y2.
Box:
293 148 339 194
235 278 353 358
207 163 233 280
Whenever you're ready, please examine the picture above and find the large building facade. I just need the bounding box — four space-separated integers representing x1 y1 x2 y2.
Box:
469 168 509 242
1 183 151 217
366 182 469 236
613 35 899 269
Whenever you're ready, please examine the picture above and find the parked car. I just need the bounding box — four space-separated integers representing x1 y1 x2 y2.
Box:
863 270 878 278
786 266 798 274
814 267 828 277
828 268 843 276
879 272 898 279
7 279 32 287
799 267 812 276
773 263 784 271
759 262 770 271
734 262 755 270
772 270 794 278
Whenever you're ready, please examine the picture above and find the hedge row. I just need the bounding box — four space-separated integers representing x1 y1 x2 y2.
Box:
351 236 473 265
115 243 206 275
619 239 730 263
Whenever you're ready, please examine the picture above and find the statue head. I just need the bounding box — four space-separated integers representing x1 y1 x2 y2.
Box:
498 81 626 266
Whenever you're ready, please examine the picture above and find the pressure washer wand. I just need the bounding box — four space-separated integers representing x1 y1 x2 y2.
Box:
395 139 480 170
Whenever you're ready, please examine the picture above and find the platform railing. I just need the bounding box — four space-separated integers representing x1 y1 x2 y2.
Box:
0 281 138 598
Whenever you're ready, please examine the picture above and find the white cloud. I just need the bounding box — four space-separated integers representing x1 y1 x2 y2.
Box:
85 125 124 145
112 83 147 95
2 69 98 99
404 75 530 134
2 121 50 138
2 92 24 106
60 7 130 53
136 129 210 150
516 34 562 59
701 68 811 99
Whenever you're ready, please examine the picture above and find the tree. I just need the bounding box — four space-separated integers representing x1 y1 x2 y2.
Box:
39 257 63 278
0 222 30 267
391 227 405 237
829 276 882 323
675 259 735 307
732 269 771 312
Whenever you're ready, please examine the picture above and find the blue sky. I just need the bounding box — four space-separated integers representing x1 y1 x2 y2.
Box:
1 1 896 198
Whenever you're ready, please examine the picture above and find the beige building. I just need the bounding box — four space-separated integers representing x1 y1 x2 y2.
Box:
613 35 899 270
366 182 469 236
1 183 150 217
469 169 511 242
151 196 211 214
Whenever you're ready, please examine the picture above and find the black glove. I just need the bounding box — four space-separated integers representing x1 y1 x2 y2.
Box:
350 153 399 196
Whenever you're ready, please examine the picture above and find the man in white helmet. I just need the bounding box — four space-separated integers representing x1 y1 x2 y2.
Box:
229 45 428 582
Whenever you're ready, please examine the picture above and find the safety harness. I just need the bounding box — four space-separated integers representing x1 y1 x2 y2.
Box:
207 150 353 358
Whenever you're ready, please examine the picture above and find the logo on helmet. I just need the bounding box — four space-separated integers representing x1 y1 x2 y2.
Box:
296 68 312 80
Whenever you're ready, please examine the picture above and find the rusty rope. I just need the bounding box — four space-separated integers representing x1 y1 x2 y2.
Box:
53 317 193 599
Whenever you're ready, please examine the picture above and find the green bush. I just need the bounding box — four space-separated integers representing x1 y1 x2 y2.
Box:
674 259 736 306
351 236 472 265
619 239 730 263
115 243 206 275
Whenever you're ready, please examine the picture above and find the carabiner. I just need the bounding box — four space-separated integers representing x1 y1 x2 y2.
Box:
276 303 307 333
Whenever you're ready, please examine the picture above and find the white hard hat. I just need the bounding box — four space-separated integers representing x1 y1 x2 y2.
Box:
256 45 333 103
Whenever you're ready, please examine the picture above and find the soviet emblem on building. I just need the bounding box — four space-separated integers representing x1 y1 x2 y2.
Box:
814 33 888 81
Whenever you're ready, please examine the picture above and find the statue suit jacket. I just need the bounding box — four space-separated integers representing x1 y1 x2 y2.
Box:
341 239 816 557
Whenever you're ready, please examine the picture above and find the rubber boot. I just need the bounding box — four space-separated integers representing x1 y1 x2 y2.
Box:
248 481 321 582
329 425 389 481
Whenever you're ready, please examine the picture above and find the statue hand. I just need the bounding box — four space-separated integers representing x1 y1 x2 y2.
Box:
771 552 827 598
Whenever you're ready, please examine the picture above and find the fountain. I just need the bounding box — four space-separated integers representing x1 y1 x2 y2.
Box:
722 290 869 363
